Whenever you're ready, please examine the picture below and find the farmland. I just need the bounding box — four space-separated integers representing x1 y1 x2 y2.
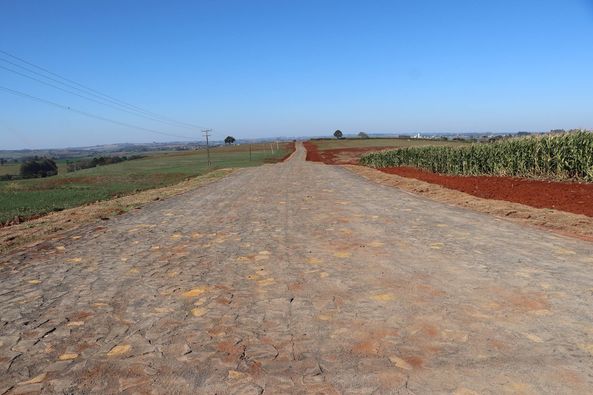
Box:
305 137 467 165
0 142 293 224
360 131 593 181
357 131 593 218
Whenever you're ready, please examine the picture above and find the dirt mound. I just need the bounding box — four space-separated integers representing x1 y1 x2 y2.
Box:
380 167 593 218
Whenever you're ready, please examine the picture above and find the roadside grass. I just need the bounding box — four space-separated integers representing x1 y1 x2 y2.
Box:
0 142 292 223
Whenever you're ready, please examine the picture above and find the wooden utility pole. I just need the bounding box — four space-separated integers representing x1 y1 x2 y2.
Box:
249 144 252 161
202 129 212 167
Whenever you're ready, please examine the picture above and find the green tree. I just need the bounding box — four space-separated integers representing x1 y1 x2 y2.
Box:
358 132 369 139
20 157 58 179
224 136 236 145
333 130 343 139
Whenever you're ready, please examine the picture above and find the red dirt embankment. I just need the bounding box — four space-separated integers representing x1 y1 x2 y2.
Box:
380 167 593 218
303 142 385 164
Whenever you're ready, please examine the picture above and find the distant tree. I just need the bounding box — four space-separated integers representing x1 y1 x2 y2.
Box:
20 157 58 178
333 130 343 139
224 136 236 145
358 132 369 139
0 158 6 165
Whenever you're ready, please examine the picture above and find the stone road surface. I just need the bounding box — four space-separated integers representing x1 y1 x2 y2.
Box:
2 143 593 394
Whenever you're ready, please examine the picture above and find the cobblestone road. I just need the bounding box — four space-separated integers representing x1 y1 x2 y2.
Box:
2 143 593 394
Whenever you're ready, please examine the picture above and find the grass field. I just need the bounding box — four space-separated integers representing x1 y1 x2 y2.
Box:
0 142 292 223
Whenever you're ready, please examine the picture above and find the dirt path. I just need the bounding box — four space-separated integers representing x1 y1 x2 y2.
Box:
2 143 593 394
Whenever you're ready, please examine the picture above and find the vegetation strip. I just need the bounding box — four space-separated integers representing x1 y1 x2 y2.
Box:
0 142 293 224
361 131 593 181
0 169 234 255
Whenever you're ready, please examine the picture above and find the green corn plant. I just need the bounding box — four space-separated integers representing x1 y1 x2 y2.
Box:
359 130 593 182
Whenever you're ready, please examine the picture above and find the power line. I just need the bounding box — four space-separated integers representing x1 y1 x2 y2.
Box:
0 63 208 131
0 49 209 130
0 85 197 141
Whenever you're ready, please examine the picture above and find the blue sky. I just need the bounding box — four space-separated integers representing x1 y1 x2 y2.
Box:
1 0 593 149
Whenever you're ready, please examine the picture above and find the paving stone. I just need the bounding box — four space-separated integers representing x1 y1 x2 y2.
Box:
0 143 592 393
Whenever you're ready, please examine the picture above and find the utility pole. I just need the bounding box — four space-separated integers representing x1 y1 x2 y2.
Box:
249 144 252 161
202 129 212 167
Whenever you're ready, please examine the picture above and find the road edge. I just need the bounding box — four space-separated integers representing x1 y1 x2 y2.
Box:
344 164 593 243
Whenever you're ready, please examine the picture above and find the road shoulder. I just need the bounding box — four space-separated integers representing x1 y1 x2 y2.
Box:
345 164 593 242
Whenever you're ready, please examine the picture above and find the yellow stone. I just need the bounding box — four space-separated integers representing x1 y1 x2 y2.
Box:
307 257 322 265
333 251 351 258
128 268 139 274
555 247 576 255
107 344 131 356
66 257 82 263
372 293 395 302
228 370 248 380
182 287 208 298
320 272 329 278
430 243 444 249
318 314 332 321
389 356 412 370
579 343 593 355
56 246 66 251
20 373 47 384
191 307 207 317
257 278 275 287
368 241 384 247
170 233 182 240
27 279 41 284
58 353 78 360
66 321 85 327
523 333 544 343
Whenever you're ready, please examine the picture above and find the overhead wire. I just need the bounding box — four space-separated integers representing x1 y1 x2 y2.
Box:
0 85 197 140
0 63 208 131
0 49 209 130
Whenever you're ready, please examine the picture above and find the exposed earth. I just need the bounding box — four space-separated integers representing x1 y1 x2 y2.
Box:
1 143 593 394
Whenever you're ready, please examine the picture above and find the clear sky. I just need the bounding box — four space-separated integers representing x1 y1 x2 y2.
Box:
1 0 593 149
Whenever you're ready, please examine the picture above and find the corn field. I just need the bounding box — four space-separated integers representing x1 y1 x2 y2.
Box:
360 130 593 181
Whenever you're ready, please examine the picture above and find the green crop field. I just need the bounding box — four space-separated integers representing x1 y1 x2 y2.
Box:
0 142 292 223
360 131 593 181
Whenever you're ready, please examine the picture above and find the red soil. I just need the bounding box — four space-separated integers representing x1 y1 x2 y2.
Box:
380 167 593 218
303 142 386 164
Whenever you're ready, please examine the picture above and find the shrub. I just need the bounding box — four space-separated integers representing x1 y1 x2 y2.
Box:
20 157 58 178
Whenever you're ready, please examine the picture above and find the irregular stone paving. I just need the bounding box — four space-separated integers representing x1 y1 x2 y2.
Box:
1 143 593 394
